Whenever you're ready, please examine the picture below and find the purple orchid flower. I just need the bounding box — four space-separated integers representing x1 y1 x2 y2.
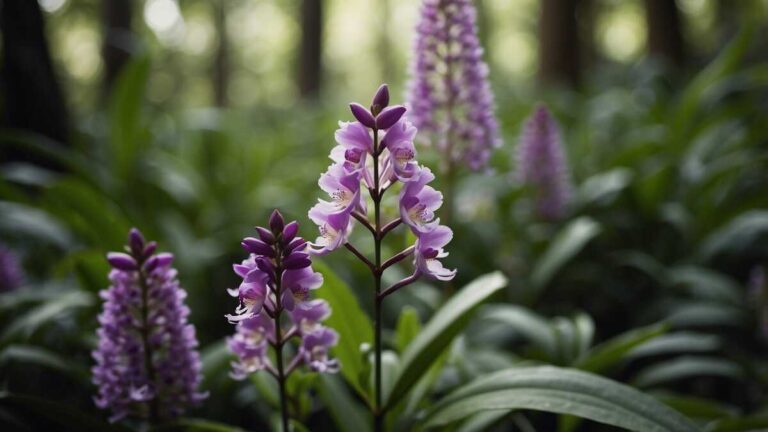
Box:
414 225 457 281
92 229 206 423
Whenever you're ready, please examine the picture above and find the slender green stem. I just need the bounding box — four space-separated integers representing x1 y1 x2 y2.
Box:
275 309 289 432
138 267 160 424
372 128 384 432
273 251 290 432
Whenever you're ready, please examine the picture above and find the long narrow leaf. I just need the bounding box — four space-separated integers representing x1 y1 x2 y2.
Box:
385 271 507 408
424 366 699 432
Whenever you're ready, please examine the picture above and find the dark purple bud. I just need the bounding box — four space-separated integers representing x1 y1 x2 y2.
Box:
286 238 307 253
144 253 173 272
128 228 145 255
269 210 285 235
142 241 158 259
283 252 311 269
282 221 299 244
255 256 275 275
350 103 376 128
255 226 276 244
242 237 274 257
370 84 390 115
107 252 137 271
144 256 159 272
376 105 406 130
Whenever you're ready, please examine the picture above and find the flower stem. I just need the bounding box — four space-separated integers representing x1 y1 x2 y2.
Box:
372 128 384 432
273 252 290 432
138 267 160 424
274 310 290 432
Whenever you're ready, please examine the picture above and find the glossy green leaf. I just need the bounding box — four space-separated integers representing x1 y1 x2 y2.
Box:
577 168 633 206
152 418 245 432
395 306 421 354
575 323 668 373
0 201 73 248
313 261 373 400
705 416 768 432
632 356 744 388
483 305 557 358
0 344 87 380
654 393 737 421
110 54 151 179
531 217 601 292
1 290 93 343
385 271 507 408
665 303 746 329
424 366 699 432
318 374 372 432
629 332 721 359
698 211 768 261
457 411 509 432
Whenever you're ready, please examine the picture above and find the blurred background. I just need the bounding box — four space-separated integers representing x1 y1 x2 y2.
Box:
1 0 768 430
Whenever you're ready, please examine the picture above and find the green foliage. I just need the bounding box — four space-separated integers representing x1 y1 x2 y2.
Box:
385 272 507 408
312 261 374 401
1 10 767 430
423 366 700 432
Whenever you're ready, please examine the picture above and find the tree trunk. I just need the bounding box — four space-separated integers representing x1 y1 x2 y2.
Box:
0 0 69 147
298 0 322 99
644 0 685 67
102 0 134 97
538 0 581 87
212 0 229 107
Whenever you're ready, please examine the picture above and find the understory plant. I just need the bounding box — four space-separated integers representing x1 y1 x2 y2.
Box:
226 210 338 431
308 83 456 430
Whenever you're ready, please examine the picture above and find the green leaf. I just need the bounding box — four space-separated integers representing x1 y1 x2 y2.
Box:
665 303 746 329
705 416 768 432
483 305 557 358
531 217 601 293
0 392 130 432
1 290 93 344
110 54 151 179
385 271 507 408
654 393 737 421
0 201 73 248
313 261 373 400
318 374 372 432
629 332 721 359
667 266 743 305
672 24 754 147
200 340 231 387
457 411 509 432
395 306 421 354
152 418 245 432
698 211 768 261
0 344 87 380
632 356 744 388
424 366 699 432
575 323 668 373
577 168 633 206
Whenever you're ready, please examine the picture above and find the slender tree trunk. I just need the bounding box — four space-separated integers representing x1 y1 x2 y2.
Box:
0 0 69 146
212 0 229 107
644 0 685 67
102 0 134 97
298 0 322 99
538 0 581 87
